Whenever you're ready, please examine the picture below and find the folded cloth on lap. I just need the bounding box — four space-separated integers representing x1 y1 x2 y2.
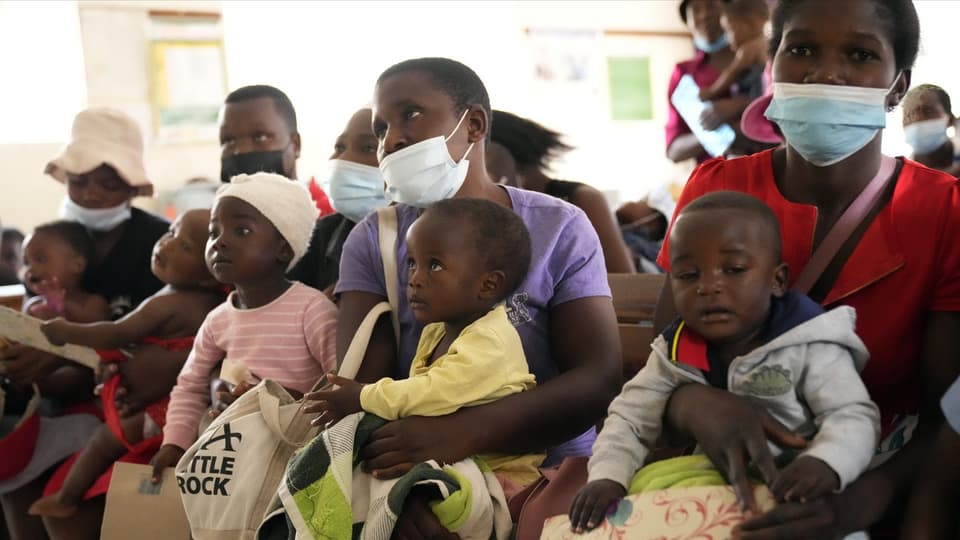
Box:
269 412 512 540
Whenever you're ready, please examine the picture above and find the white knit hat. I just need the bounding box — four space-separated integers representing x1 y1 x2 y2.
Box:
44 107 153 197
215 173 319 270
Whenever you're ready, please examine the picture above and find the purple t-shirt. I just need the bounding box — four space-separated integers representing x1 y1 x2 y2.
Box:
336 186 611 463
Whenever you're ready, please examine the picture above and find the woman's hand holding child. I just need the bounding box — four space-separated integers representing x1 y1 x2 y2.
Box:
568 479 627 533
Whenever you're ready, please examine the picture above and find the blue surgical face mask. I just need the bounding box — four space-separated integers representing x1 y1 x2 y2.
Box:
693 32 729 54
904 117 949 155
326 159 388 223
764 81 894 167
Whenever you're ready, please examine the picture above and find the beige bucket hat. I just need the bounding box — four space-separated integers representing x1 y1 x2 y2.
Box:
44 107 154 197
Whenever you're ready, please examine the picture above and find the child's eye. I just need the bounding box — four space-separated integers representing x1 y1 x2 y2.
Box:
362 144 377 154
786 44 813 57
429 260 443 272
406 259 416 271
404 109 421 121
236 227 251 236
254 133 270 143
220 137 235 148
333 142 346 154
372 122 386 140
673 270 697 281
724 266 747 275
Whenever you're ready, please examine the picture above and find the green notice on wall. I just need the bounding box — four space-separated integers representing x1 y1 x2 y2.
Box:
607 56 652 121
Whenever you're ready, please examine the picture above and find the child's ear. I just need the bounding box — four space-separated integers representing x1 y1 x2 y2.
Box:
771 262 789 298
70 254 87 277
477 270 505 301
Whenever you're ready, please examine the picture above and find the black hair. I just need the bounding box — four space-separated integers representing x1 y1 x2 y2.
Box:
678 191 782 261
224 85 298 132
904 84 954 118
424 198 531 298
31 220 96 280
769 0 920 72
377 58 492 141
1 228 24 244
723 0 769 20
679 0 692 23
490 110 573 171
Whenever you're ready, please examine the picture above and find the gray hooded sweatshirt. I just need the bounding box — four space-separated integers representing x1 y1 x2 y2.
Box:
589 304 880 492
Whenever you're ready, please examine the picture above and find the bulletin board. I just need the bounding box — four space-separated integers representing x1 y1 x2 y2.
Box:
147 12 227 144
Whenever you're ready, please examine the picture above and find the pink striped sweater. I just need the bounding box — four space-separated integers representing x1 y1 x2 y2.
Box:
163 282 338 450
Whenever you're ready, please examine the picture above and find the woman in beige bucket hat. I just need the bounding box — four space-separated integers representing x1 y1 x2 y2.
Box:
0 108 172 540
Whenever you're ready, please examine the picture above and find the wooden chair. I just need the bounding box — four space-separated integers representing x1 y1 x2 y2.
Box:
0 284 25 312
608 273 665 379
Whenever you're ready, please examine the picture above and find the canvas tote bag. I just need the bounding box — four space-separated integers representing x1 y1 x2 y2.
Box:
174 301 392 540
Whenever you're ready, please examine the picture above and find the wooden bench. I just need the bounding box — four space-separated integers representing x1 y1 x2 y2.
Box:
608 273 665 379
0 283 25 312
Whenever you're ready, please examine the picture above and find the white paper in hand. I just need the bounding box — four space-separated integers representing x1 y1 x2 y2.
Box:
670 74 736 157
0 307 100 370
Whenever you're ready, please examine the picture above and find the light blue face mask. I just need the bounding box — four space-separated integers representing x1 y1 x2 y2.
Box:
764 81 894 167
326 159 388 223
693 32 729 53
904 117 949 155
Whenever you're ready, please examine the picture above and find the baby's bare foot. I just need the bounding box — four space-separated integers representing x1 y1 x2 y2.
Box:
28 494 79 518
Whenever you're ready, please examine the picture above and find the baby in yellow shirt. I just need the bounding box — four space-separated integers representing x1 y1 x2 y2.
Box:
310 198 543 493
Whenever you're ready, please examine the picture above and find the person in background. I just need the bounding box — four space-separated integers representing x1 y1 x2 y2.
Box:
668 0 736 162
289 107 388 296
0 227 24 286
901 84 960 176
487 110 635 273
162 177 219 220
0 107 170 540
697 0 769 102
218 85 335 216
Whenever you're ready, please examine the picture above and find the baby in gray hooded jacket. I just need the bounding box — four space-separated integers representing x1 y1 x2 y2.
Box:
570 191 879 533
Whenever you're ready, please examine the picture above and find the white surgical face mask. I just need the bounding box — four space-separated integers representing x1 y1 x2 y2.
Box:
59 197 132 232
904 117 949 155
326 159 389 223
765 81 894 167
378 110 475 208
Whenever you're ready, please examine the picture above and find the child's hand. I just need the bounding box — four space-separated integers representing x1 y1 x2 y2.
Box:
40 318 69 346
770 456 839 503
210 380 253 418
568 479 626 533
150 444 186 483
304 373 364 426
698 87 713 101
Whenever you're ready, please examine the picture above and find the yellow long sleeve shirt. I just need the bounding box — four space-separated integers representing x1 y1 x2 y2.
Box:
360 305 535 419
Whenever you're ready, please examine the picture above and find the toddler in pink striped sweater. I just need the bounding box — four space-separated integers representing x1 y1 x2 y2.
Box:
149 173 338 481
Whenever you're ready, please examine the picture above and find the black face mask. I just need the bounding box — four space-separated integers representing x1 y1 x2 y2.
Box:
220 150 287 183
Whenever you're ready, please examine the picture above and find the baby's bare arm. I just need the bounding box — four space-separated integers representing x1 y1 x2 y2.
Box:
43 294 178 349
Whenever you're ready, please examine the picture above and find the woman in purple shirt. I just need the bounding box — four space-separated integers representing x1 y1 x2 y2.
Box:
319 57 621 538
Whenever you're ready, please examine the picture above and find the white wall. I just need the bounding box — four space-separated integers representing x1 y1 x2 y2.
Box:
5 0 959 234
221 1 694 207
